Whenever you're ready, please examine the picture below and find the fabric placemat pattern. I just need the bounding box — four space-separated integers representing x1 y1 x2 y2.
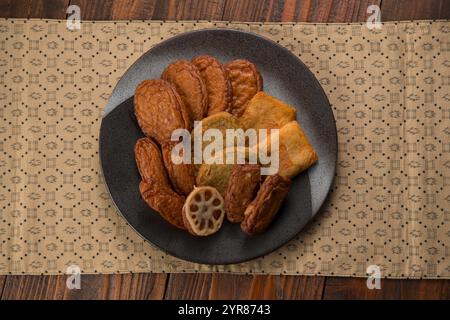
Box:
0 19 449 278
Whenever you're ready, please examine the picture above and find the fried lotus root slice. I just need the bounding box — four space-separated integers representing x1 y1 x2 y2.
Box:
182 186 225 236
139 181 186 229
161 60 207 121
225 59 263 117
241 174 291 235
134 79 192 142
134 137 170 185
225 164 261 223
161 141 195 196
192 55 231 116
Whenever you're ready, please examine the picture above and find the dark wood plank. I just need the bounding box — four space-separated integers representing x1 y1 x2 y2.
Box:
323 277 450 300
0 0 32 18
110 0 157 20
223 0 381 22
29 0 70 18
165 274 325 299
1 275 68 299
1 274 167 300
152 0 227 20
69 0 115 20
381 0 450 21
0 276 6 297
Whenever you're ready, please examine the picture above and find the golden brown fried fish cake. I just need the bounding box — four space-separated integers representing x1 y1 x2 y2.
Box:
192 55 231 116
241 174 291 235
225 164 261 223
139 181 186 229
161 141 195 196
240 92 296 131
277 121 318 178
225 59 263 117
134 79 192 143
134 137 186 229
161 60 207 121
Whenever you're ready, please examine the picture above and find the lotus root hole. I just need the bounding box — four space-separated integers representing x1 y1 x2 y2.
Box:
204 190 212 201
212 198 221 206
213 209 222 220
190 204 199 212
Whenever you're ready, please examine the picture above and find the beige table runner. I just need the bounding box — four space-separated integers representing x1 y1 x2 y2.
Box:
0 19 449 278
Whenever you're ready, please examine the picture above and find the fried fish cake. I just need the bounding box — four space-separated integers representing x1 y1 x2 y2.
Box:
161 140 195 196
225 164 261 223
241 174 291 235
192 111 241 172
192 55 231 115
139 181 186 229
240 92 296 131
225 59 263 117
134 79 192 143
277 121 318 178
134 137 185 229
161 60 207 121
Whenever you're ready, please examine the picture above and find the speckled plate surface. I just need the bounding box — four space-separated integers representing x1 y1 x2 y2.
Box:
99 29 337 265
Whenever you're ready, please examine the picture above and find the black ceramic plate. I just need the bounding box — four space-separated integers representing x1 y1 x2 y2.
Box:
100 29 337 265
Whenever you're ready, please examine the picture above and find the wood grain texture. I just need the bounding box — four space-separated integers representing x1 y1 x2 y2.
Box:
29 0 70 18
152 0 226 20
323 277 450 300
68 0 115 20
164 274 325 299
381 0 450 21
222 0 381 22
1 274 167 300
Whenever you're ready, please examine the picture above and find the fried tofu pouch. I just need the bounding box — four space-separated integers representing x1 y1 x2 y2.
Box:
277 121 318 178
240 92 296 131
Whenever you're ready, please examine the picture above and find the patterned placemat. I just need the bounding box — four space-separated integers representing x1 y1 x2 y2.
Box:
0 19 449 278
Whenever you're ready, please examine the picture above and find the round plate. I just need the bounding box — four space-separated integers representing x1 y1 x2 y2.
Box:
100 29 337 265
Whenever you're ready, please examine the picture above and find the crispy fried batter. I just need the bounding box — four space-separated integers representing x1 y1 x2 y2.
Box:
225 164 261 223
240 92 296 131
241 174 291 235
192 55 231 115
162 60 207 121
161 141 195 196
134 137 185 229
278 121 318 178
134 79 192 143
225 59 263 117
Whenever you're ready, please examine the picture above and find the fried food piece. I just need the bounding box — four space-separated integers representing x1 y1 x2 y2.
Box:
161 60 207 121
196 147 248 196
278 121 318 178
134 137 185 229
182 186 225 236
134 79 192 143
240 92 296 131
139 181 186 230
192 55 231 115
196 163 233 197
241 174 291 235
224 164 261 223
161 141 195 196
225 59 263 117
192 111 241 172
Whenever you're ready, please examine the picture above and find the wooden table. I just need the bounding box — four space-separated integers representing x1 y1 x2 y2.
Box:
0 0 449 300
